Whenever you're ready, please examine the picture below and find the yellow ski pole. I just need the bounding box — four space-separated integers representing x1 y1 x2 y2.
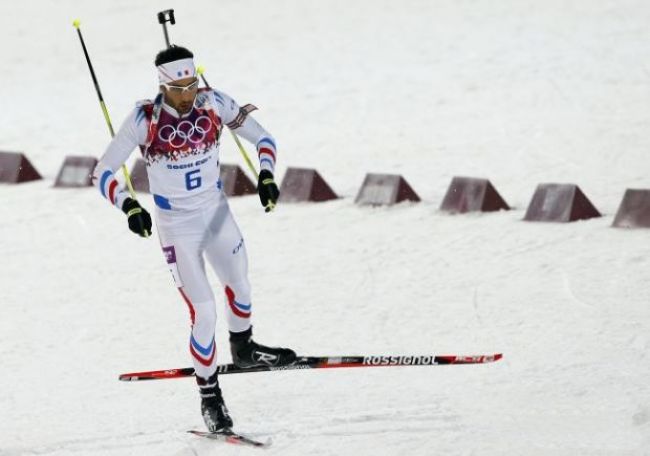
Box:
72 19 137 199
230 130 260 181
196 66 259 180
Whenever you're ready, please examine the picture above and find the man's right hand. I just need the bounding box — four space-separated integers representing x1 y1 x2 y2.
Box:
122 198 152 238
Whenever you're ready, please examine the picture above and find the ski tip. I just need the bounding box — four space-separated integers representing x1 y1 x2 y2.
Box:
72 19 81 29
435 353 503 364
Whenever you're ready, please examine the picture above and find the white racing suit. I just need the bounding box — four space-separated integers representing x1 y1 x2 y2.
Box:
93 88 277 384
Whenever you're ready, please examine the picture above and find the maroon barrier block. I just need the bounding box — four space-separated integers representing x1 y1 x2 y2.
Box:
0 151 42 183
220 164 256 196
130 158 149 193
354 173 420 206
279 167 338 203
524 183 601 222
440 177 509 213
54 156 98 187
612 189 650 228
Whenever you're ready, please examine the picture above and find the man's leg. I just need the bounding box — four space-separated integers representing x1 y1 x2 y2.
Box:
157 213 232 431
203 199 296 368
161 239 218 381
203 199 252 334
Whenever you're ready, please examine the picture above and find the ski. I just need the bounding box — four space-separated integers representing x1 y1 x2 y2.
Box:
188 429 271 448
119 353 502 381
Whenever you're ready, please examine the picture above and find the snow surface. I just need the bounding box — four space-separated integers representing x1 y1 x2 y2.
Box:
1 0 650 455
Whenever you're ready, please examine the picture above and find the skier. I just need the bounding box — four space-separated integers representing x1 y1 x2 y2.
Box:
92 45 296 432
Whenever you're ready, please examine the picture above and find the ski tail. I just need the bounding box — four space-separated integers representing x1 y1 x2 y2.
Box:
188 429 271 448
119 353 502 381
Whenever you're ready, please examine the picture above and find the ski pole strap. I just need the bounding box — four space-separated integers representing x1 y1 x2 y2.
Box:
126 207 142 218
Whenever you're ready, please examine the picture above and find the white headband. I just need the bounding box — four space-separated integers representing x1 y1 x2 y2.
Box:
157 58 196 83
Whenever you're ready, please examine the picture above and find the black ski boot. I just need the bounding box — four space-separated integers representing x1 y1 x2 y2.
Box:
230 326 297 368
198 374 233 432
201 395 233 432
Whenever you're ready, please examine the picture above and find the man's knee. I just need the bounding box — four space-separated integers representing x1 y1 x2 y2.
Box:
192 300 217 328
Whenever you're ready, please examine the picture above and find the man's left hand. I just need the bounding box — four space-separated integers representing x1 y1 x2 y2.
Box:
257 170 279 213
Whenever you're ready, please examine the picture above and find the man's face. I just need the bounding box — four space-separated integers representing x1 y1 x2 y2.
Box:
161 77 199 114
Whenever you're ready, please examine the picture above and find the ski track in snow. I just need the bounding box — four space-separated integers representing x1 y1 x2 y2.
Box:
2 0 650 455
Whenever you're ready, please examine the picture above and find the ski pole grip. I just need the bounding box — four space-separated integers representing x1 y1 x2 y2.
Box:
157 9 175 25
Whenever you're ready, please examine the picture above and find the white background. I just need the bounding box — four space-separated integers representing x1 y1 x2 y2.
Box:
1 1 649 455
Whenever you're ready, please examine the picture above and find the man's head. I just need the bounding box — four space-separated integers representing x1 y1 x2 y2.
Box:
155 45 199 114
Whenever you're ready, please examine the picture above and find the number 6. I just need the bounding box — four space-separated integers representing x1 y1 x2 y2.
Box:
185 169 202 190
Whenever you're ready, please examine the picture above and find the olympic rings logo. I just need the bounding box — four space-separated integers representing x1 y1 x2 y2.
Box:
158 115 214 148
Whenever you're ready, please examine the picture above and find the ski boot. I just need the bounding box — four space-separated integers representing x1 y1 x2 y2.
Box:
230 326 297 368
198 375 233 432
201 396 233 432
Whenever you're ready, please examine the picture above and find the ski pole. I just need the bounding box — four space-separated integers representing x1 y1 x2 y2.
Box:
154 10 259 180
72 19 137 199
197 67 259 179
157 9 175 48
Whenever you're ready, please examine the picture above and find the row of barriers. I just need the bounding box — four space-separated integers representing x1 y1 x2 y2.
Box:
2 151 649 228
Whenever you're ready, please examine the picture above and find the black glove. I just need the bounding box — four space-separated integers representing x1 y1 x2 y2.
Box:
257 170 279 213
122 198 152 238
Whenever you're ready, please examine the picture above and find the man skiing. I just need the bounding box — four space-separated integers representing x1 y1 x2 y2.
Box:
93 45 296 432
